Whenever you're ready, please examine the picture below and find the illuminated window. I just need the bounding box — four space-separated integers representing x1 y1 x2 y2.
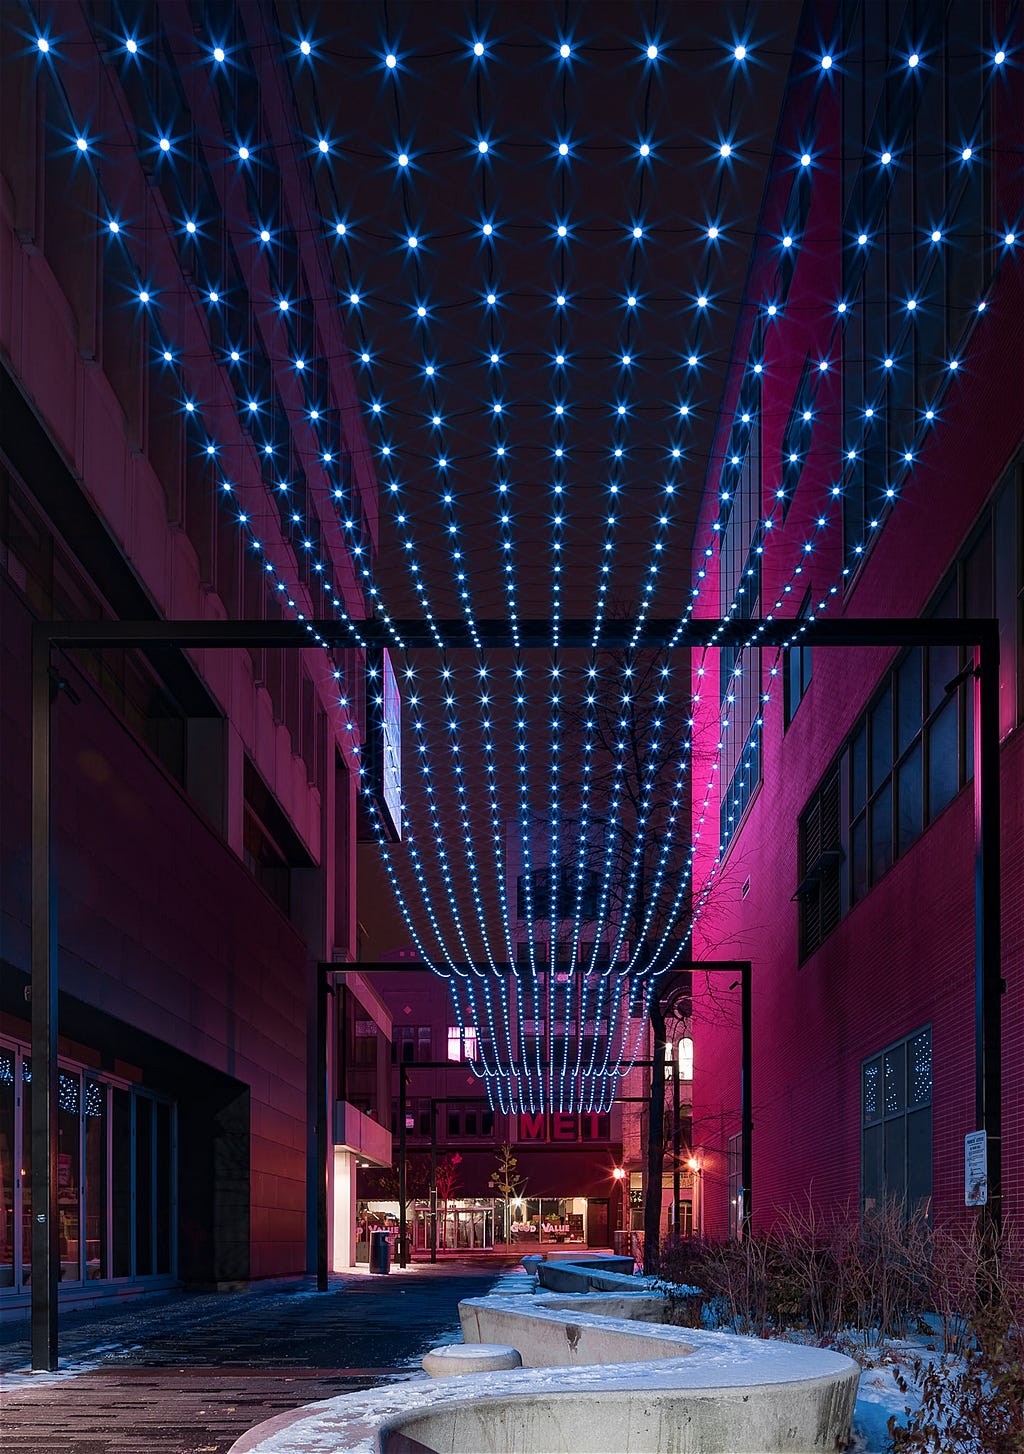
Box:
447 1026 478 1062
862 1028 932 1218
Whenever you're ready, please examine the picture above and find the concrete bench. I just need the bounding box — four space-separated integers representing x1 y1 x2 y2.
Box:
229 1288 860 1453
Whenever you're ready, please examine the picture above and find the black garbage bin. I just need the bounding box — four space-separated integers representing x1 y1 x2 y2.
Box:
369 1229 391 1275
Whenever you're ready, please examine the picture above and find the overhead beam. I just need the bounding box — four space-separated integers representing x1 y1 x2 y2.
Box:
37 616 999 652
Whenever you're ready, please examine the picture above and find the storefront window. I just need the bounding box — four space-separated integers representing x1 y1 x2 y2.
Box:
21 1059 31 1283
135 1096 154 1276
58 1072 82 1282
112 1087 132 1278
155 1101 173 1276
0 1040 176 1297
84 1080 107 1280
0 1049 14 1287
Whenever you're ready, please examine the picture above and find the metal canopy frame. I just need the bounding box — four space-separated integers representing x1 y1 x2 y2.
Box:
30 615 1002 1368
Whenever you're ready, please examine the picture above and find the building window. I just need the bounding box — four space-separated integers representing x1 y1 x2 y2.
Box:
447 1027 478 1062
862 1028 932 1218
392 1026 431 1064
797 467 1021 950
785 642 813 725
727 1133 744 1240
445 1102 494 1138
796 770 842 958
784 594 814 727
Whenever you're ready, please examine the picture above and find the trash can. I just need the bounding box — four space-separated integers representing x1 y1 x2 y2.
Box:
613 1229 629 1256
369 1229 391 1275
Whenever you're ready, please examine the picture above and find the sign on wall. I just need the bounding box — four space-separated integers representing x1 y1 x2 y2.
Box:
965 1130 988 1206
366 649 402 841
517 1112 610 1142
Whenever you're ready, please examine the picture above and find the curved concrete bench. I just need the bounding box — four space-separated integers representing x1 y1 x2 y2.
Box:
229 1288 860 1453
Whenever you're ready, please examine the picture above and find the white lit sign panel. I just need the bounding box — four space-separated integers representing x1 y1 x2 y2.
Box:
381 649 402 840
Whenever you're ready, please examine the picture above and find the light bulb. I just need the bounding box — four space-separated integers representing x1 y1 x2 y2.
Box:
734 44 746 60
385 53 397 68
820 54 832 69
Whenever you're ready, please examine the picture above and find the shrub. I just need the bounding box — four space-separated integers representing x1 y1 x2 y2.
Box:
889 1304 1024 1453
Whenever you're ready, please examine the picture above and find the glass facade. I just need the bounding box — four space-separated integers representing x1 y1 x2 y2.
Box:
0 1038 177 1295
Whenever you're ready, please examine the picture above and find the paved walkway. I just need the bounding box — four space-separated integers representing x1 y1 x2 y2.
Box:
0 1258 528 1454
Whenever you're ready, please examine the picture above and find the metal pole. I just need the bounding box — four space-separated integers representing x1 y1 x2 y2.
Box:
740 965 753 1238
672 1059 681 1237
398 1069 408 1267
429 1101 437 1263
30 625 58 1372
974 632 1002 1237
316 969 332 1291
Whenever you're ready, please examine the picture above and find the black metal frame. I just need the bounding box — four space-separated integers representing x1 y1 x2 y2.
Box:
30 615 1002 1368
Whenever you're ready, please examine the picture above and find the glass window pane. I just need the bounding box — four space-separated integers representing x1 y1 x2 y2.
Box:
928 574 959 713
908 1031 932 1109
135 1097 153 1276
870 686 893 791
927 697 959 818
965 684 974 783
870 782 893 880
787 648 802 722
58 1072 81 1283
862 1124 883 1216
928 642 959 714
897 649 922 756
862 1058 882 1124
84 1080 107 1280
22 1059 31 1282
994 482 1018 737
851 816 868 904
884 1044 906 1115
898 742 923 854
0 1049 14 1287
156 1102 172 1276
112 1088 132 1277
964 521 993 619
884 1119 907 1207
907 1108 932 1216
851 728 867 815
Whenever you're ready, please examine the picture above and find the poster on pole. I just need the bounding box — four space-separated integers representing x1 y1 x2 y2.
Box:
965 1130 988 1206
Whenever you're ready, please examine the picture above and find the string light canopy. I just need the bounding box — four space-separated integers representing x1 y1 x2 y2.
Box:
29 2 1020 1112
